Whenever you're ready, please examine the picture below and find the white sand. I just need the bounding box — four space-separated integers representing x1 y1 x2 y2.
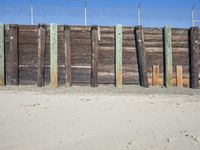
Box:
0 85 200 150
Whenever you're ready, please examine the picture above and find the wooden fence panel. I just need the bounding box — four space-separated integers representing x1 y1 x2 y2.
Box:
1 25 199 88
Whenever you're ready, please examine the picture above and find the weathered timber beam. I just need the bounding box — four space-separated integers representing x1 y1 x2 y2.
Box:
189 27 199 89
64 25 72 86
37 24 46 87
91 25 99 87
135 26 149 87
9 24 19 85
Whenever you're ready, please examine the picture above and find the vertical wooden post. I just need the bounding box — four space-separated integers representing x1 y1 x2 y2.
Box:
37 24 46 87
9 24 18 85
189 27 199 89
135 26 149 87
50 24 58 88
164 26 173 87
152 65 160 86
115 24 123 88
64 25 72 87
91 25 98 87
0 24 4 86
176 65 183 88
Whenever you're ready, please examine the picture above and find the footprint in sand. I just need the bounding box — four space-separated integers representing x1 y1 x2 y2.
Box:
80 98 91 102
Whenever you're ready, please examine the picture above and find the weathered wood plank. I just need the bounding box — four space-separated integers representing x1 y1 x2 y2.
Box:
164 26 173 87
115 24 123 88
189 27 199 89
176 65 183 87
135 26 149 87
152 65 160 86
0 24 4 86
37 24 46 87
50 24 58 88
9 24 19 85
64 25 72 86
91 26 98 87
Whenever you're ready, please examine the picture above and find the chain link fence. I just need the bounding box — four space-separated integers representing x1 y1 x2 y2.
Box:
0 6 199 27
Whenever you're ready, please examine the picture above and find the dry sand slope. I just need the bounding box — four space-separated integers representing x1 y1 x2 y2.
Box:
0 85 200 150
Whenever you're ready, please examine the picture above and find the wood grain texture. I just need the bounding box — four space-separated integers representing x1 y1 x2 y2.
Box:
2 25 195 87
176 65 183 87
189 27 199 89
9 24 19 85
37 24 46 87
64 25 72 86
91 26 99 87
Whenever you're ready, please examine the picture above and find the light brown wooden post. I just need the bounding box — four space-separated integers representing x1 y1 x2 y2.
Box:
64 25 72 86
152 65 160 86
176 65 183 88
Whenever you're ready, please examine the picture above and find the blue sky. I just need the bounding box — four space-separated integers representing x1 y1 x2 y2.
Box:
0 0 200 27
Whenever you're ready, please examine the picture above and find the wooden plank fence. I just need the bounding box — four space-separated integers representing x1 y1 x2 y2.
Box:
0 24 199 89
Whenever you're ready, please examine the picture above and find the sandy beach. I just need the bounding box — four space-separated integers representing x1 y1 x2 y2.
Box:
0 85 200 150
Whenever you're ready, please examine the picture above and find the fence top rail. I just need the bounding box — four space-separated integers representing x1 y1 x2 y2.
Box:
3 24 193 31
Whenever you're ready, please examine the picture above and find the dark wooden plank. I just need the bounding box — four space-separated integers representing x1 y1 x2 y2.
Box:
91 26 98 87
9 24 19 85
135 26 149 87
189 27 199 89
64 25 72 86
37 24 46 87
